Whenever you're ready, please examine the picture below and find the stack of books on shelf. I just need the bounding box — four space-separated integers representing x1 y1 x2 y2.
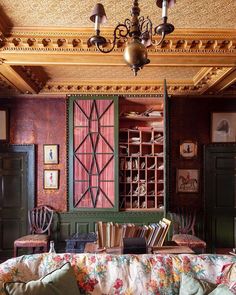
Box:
96 218 171 249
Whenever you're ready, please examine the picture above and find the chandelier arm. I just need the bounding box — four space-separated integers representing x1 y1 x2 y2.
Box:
153 31 166 46
139 18 153 42
96 23 130 53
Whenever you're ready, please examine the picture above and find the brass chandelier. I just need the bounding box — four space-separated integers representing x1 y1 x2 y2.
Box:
88 0 175 76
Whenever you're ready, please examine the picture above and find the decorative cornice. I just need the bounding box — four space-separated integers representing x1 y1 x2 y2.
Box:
13 66 46 92
0 28 236 53
0 75 20 94
39 67 235 96
197 67 234 94
0 28 235 96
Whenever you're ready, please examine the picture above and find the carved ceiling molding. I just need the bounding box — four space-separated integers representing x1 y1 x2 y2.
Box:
0 28 236 54
0 74 20 94
39 67 230 95
13 66 45 92
196 67 234 94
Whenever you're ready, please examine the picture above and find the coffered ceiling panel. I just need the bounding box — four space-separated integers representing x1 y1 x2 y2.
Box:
0 0 235 97
43 65 199 82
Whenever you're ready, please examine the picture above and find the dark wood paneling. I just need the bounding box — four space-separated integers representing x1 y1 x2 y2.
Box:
214 216 234 248
204 144 236 252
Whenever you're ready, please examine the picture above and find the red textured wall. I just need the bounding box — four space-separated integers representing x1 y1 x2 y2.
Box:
7 96 67 212
2 95 236 213
170 96 236 210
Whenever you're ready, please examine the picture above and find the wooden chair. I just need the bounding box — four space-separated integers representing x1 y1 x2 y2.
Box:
14 205 54 257
170 208 206 253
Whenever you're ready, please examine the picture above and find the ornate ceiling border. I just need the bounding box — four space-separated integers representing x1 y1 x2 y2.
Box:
0 28 236 54
0 28 235 96
39 67 233 95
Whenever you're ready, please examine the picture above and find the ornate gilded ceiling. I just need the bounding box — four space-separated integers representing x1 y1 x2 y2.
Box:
1 0 235 29
0 0 235 97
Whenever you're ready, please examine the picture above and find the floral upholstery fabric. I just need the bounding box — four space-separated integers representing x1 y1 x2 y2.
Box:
0 253 236 295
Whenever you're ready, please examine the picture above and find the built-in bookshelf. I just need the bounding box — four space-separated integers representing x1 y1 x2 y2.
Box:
119 97 164 211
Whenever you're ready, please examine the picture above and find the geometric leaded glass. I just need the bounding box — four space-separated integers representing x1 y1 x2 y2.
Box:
73 99 115 208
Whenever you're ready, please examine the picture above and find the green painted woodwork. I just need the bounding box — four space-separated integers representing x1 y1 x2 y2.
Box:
64 94 168 251
68 95 119 212
204 143 236 252
163 80 170 215
55 211 164 244
0 144 35 259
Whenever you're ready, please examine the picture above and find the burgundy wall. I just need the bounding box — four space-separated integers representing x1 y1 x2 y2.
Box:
1 95 236 213
3 97 67 212
170 96 236 210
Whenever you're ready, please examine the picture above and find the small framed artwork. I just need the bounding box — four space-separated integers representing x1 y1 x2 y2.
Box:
211 112 236 142
180 140 197 159
43 144 59 164
176 169 199 193
44 169 59 189
0 109 9 142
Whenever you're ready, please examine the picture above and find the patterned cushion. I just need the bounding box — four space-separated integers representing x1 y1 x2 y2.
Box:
219 262 236 293
1 253 236 295
172 234 206 249
179 273 234 295
4 262 80 295
14 235 48 246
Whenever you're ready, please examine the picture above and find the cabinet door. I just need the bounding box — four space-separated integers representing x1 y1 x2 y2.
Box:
69 96 118 211
204 144 236 252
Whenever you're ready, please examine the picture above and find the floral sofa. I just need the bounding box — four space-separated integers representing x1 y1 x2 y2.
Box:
0 253 236 295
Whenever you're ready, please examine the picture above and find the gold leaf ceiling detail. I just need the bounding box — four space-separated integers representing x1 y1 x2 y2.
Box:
0 0 235 96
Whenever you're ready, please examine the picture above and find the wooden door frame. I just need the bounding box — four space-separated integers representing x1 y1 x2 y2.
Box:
0 144 35 212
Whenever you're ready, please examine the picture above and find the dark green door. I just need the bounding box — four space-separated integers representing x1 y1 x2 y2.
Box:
0 145 35 259
204 144 236 253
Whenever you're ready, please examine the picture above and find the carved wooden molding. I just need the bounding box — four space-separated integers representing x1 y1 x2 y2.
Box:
0 28 235 96
39 67 234 95
0 28 236 53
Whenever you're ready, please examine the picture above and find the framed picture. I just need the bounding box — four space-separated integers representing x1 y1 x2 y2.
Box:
44 169 59 189
176 169 199 193
211 112 236 142
180 140 197 159
43 144 59 164
0 109 9 142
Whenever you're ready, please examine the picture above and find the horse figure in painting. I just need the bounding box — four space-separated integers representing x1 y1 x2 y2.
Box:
178 175 198 190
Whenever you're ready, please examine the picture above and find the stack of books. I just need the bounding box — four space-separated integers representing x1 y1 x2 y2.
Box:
96 218 171 249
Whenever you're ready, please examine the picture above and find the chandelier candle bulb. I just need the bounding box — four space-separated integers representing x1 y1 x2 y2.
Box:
95 15 100 31
162 0 168 18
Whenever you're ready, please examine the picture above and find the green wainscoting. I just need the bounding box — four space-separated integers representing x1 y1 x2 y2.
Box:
54 210 165 250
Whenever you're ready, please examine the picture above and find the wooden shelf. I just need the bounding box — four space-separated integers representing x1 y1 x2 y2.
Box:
120 115 163 122
119 98 164 211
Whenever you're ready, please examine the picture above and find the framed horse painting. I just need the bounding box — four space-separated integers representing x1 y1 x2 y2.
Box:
176 169 199 193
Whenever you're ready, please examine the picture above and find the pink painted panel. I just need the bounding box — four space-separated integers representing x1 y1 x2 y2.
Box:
100 158 114 181
74 100 92 126
96 182 115 208
73 98 115 209
74 155 89 181
74 127 92 153
97 100 114 126
74 182 91 208
97 127 114 152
